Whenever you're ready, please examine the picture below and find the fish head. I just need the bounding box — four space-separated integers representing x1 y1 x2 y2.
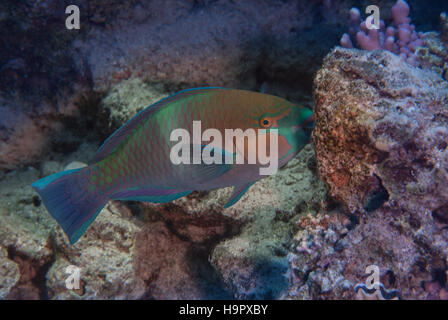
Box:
255 104 314 166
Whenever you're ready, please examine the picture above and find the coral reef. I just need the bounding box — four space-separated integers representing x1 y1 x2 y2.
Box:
415 30 448 80
313 47 448 215
285 209 447 300
297 47 448 300
286 204 448 300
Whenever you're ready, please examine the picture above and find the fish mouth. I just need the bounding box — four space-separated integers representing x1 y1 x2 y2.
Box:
302 116 314 140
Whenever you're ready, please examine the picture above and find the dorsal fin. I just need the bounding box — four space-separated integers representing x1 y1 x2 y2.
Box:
90 87 228 164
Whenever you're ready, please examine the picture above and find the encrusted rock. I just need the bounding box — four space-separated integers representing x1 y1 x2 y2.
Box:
0 246 20 299
205 145 328 299
101 78 170 129
285 47 448 300
46 202 146 300
313 47 448 215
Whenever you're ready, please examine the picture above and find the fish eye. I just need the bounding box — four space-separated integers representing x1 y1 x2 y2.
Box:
260 117 272 128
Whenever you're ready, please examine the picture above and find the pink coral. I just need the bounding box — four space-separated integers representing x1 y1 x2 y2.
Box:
391 0 411 25
340 0 423 67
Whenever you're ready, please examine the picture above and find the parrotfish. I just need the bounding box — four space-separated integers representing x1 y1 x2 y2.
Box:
32 88 314 244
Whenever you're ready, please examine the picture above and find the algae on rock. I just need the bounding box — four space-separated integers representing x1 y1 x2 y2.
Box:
101 78 171 129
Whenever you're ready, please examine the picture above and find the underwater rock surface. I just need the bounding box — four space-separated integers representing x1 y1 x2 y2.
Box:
0 142 327 299
101 79 171 130
314 47 448 216
0 247 20 299
137 144 328 299
288 46 448 300
207 145 328 299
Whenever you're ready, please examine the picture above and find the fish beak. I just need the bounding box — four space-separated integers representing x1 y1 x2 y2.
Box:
302 115 314 139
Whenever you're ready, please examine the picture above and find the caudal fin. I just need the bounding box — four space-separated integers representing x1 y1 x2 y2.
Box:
31 168 108 244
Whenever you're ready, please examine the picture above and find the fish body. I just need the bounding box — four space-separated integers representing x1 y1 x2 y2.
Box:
32 88 314 244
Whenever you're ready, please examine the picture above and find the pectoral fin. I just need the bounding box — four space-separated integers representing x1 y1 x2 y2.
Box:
187 144 233 181
191 161 233 183
224 182 255 208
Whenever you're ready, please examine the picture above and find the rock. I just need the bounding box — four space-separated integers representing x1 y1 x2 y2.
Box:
0 167 55 299
284 47 448 300
210 235 290 299
0 142 327 299
75 1 346 93
313 47 448 215
45 202 146 300
0 146 150 299
177 144 328 299
0 0 89 170
128 144 328 300
0 167 55 257
61 142 99 166
41 161 63 177
0 108 52 170
101 78 170 129
0 246 20 299
132 215 236 299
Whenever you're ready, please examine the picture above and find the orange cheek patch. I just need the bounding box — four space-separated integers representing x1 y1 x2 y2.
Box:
277 135 292 159
234 131 286 164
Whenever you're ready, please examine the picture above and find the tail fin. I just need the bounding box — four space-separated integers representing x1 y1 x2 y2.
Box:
31 168 108 244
